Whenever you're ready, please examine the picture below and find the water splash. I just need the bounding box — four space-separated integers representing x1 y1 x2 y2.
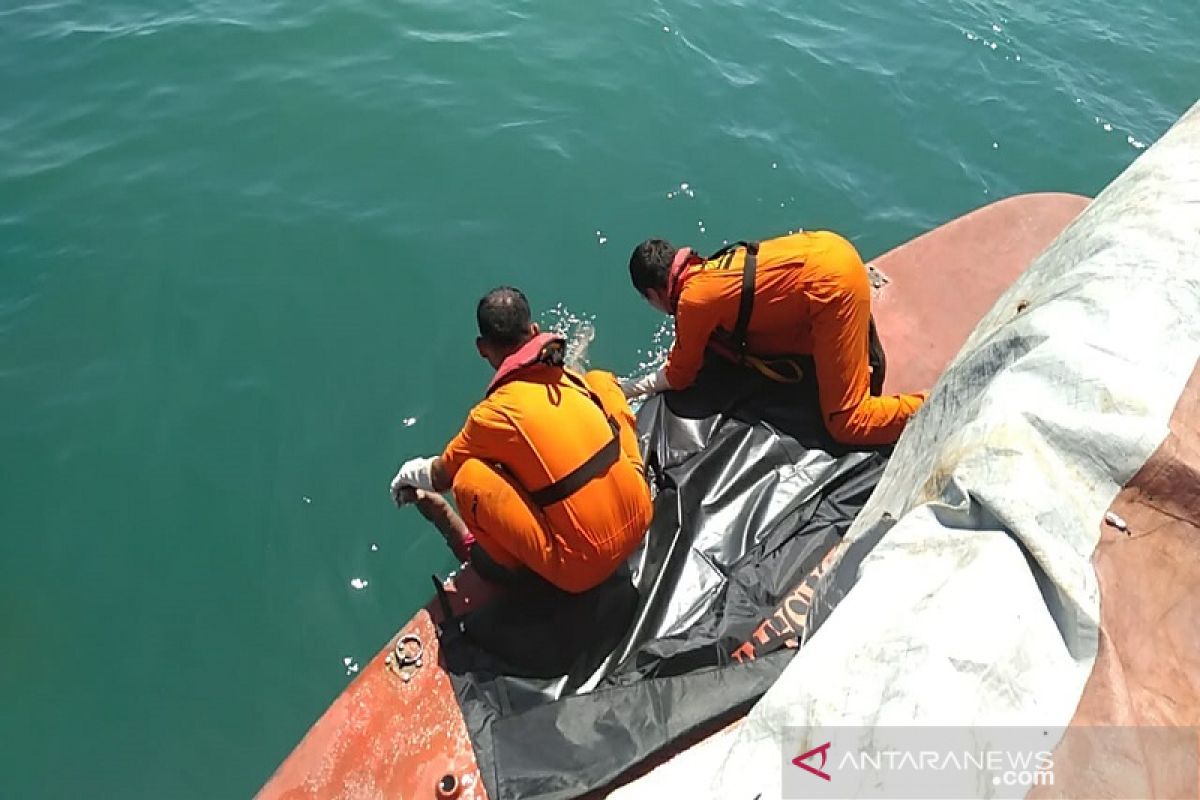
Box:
628 316 675 380
540 303 675 392
665 181 695 200
619 317 677 412
540 303 596 372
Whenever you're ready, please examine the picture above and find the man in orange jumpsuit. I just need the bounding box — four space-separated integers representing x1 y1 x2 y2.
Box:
622 231 927 446
390 287 653 593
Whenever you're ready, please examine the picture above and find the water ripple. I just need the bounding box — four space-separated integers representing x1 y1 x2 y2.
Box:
402 26 512 45
676 32 763 88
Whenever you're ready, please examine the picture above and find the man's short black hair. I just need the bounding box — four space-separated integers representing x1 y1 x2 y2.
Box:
629 239 677 295
477 286 533 347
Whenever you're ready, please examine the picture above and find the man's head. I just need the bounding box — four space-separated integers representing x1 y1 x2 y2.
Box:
629 238 678 314
476 286 539 368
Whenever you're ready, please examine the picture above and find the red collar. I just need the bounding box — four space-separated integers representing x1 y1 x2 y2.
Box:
486 332 566 395
666 247 702 313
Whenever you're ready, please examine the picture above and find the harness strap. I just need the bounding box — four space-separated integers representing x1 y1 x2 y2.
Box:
732 242 758 356
701 240 810 384
703 241 760 360
527 416 621 507
525 369 623 508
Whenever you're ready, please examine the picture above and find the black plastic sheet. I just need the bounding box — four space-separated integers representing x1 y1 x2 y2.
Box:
441 358 889 800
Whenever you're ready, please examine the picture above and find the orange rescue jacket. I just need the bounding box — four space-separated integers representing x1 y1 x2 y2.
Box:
440 335 653 587
665 230 926 446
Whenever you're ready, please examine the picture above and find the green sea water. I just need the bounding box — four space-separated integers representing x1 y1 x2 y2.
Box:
1 0 1195 796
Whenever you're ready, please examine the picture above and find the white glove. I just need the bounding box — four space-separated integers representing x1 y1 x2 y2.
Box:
619 366 672 399
390 456 436 496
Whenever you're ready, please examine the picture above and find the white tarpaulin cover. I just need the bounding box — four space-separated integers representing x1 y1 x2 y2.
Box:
611 98 1200 800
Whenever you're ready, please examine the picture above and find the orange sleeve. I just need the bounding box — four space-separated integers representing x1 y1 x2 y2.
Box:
664 289 722 390
439 399 518 481
583 370 644 469
810 263 927 446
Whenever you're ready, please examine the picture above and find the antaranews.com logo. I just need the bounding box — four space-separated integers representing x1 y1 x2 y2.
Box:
792 740 1052 788
780 726 1200 799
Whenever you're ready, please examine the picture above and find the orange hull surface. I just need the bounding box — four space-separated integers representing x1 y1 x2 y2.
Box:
257 192 1091 800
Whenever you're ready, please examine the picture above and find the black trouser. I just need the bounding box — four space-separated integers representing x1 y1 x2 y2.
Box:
867 314 887 396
